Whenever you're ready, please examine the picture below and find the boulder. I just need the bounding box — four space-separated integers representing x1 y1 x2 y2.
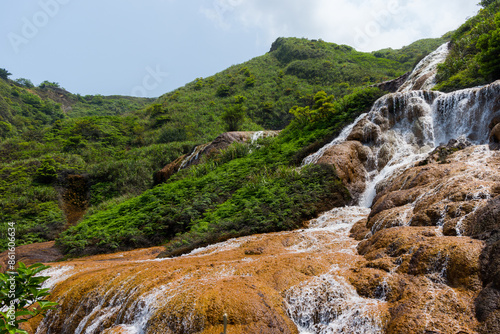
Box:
346 118 381 144
490 123 500 143
316 141 371 202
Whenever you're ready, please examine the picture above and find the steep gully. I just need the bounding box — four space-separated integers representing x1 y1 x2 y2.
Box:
26 44 500 333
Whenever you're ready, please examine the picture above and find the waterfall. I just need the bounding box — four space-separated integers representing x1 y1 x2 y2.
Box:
35 43 499 334
179 143 211 169
433 82 500 145
301 113 369 166
397 42 450 92
286 43 499 331
251 131 265 143
302 80 500 208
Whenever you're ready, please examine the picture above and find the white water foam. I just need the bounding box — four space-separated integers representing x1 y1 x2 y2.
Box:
287 45 499 333
286 272 386 334
398 42 450 92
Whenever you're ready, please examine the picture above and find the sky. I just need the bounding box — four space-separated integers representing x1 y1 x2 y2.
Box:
0 0 481 98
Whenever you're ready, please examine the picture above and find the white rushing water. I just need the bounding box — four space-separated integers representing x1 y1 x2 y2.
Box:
285 207 388 334
290 43 500 332
286 272 386 334
302 113 369 166
302 80 500 208
398 42 450 92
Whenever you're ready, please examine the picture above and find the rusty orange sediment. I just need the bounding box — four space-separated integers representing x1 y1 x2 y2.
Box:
30 207 385 334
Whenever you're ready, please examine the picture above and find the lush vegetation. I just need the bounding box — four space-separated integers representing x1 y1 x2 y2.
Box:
0 79 164 249
0 262 58 334
434 0 500 91
372 36 451 69
58 87 384 256
0 36 447 254
154 37 446 131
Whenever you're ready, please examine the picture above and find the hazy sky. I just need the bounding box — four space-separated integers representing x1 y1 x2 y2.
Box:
1 0 480 97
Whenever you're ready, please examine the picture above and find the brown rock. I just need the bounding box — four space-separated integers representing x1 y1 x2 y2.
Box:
476 284 500 334
490 123 500 143
353 224 483 333
370 72 411 93
317 141 371 201
357 226 483 290
0 241 63 272
350 219 370 241
30 216 364 333
466 195 500 240
489 115 500 129
346 118 381 144
349 267 391 299
367 146 500 236
153 154 186 185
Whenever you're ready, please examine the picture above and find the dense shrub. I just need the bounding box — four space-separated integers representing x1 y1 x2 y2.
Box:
435 1 500 91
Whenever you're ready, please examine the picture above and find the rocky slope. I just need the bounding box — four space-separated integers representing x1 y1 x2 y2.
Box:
31 208 379 334
350 145 500 333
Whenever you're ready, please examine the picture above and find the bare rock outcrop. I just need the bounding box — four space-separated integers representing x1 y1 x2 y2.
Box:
370 72 410 93
154 131 280 185
316 141 371 201
350 146 500 333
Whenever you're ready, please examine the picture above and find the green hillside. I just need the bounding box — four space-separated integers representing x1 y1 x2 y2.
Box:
154 36 447 131
0 36 447 253
435 0 500 91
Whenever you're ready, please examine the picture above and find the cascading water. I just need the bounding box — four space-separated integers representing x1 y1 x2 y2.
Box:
288 42 499 332
397 42 449 92
284 207 388 334
303 80 500 208
34 44 500 334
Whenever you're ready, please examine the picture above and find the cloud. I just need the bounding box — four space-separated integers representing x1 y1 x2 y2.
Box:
201 0 479 51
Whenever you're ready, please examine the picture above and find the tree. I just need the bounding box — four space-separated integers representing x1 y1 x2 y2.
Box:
216 84 231 97
480 0 496 8
222 95 247 131
39 81 60 89
0 262 58 334
0 69 11 81
14 79 33 88
312 91 336 118
477 13 500 81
